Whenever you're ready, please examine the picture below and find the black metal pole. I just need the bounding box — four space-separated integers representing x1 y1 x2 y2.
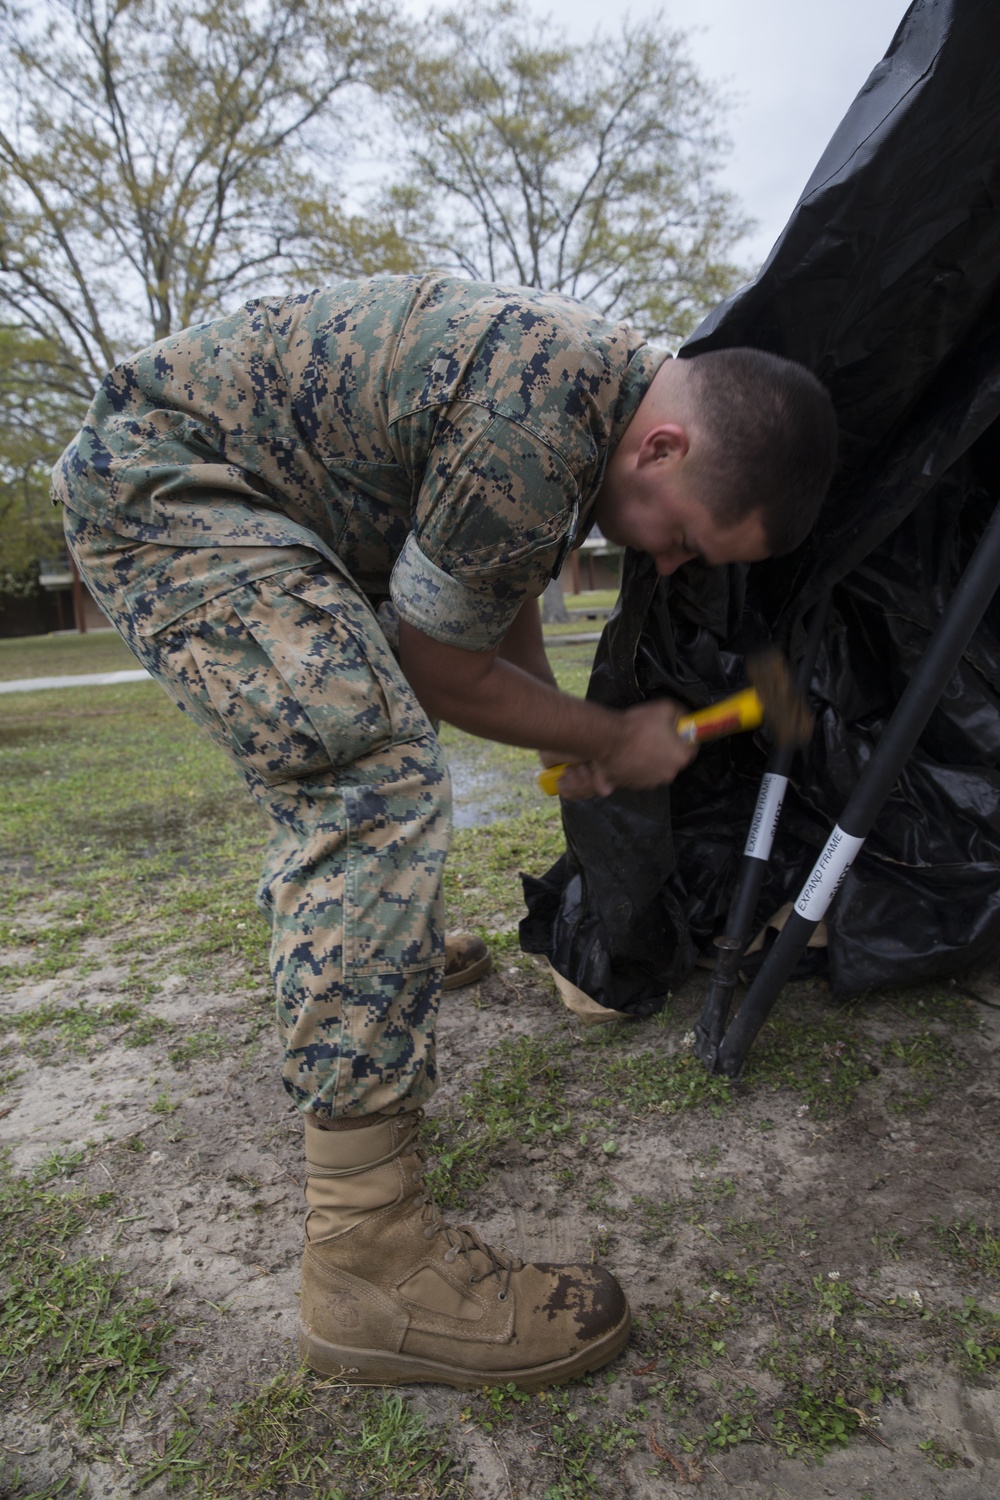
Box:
715 497 1000 1078
693 594 831 1066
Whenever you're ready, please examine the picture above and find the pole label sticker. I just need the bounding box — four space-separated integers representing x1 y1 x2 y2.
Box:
794 826 866 920
744 773 788 861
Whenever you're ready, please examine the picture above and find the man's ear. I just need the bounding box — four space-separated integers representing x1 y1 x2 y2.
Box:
637 422 690 469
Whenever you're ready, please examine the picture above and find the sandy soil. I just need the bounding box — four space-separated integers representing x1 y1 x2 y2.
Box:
1 916 998 1498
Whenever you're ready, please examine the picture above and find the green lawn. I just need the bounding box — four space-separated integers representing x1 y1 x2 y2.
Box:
0 587 617 682
0 628 135 680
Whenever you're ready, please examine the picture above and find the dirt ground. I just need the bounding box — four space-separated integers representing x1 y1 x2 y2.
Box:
2 930 998 1497
1 653 998 1497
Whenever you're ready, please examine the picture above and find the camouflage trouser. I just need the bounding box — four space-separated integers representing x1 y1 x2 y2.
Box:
64 508 451 1120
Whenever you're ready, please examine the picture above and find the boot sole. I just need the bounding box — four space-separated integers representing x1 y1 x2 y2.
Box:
441 952 492 991
298 1306 631 1391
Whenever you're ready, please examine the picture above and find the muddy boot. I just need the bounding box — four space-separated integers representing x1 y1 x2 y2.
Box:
443 931 491 990
299 1112 631 1390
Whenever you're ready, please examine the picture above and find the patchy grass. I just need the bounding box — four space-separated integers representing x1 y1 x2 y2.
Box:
6 996 172 1057
935 1217 1000 1283
880 1028 966 1113
746 1004 881 1113
2 627 998 1497
0 1150 172 1434
0 628 135 680
424 1033 573 1206
136 1375 465 1498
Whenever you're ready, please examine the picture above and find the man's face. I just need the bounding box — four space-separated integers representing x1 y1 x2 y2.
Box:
594 465 771 576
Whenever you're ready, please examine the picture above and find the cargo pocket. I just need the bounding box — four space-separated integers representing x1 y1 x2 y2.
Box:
273 565 429 749
146 564 431 787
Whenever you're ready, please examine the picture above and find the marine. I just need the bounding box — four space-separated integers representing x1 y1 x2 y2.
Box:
56 272 837 1389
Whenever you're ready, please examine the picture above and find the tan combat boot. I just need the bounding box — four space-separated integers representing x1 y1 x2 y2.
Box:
443 932 491 990
299 1112 631 1390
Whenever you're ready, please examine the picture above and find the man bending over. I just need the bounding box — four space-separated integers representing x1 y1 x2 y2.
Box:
56 273 836 1391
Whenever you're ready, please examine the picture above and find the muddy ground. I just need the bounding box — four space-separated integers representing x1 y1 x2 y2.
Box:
1 661 998 1498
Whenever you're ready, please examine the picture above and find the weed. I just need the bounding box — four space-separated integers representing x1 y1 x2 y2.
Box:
881 1029 965 1112
918 1435 972 1470
632 1193 679 1244
747 1010 878 1114
704 1406 756 1449
460 1386 640 1500
587 1046 732 1119
0 1151 171 1433
881 982 981 1029
946 1297 1000 1376
167 1029 227 1067
137 1374 463 1497
871 1228 906 1262
150 1089 180 1115
935 1217 1000 1283
31 1146 88 1182
7 996 171 1057
468 1382 532 1431
424 1033 571 1206
760 1275 899 1456
0 1064 24 1097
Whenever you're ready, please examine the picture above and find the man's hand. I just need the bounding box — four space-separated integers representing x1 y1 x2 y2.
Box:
539 700 695 800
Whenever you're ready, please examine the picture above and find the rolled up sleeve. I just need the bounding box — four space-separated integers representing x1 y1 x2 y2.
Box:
390 400 581 651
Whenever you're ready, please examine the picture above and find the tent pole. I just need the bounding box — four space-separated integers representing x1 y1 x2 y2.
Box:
713 498 1000 1078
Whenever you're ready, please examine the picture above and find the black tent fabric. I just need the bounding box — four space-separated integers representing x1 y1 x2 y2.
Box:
521 0 1000 1012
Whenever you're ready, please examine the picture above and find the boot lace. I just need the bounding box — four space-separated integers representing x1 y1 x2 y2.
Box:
405 1117 518 1301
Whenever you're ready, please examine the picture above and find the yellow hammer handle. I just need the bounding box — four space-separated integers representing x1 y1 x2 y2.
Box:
676 687 764 744
536 687 765 795
538 763 569 795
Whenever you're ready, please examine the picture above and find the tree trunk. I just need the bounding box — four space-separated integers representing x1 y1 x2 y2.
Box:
541 574 570 623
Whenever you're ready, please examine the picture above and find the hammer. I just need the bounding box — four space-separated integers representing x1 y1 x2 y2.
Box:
537 647 813 795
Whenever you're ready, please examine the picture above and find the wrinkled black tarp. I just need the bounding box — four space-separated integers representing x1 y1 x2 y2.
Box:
521 0 1000 1010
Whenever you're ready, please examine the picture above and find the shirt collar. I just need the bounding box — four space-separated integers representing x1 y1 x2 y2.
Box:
609 344 670 452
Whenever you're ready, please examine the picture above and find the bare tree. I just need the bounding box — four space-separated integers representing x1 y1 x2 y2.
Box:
0 0 411 408
0 327 76 585
384 2 753 346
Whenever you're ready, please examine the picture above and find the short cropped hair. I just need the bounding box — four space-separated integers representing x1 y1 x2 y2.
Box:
681 348 837 554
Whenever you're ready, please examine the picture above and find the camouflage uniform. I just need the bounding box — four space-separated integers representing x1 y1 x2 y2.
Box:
56 274 664 1119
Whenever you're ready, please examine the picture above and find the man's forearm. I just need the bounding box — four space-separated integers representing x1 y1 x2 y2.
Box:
398 615 694 792
412 647 620 760
402 600 611 757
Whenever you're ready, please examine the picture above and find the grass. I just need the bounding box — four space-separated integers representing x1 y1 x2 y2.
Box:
935 1218 1000 1282
135 1376 464 1498
424 1033 574 1205
0 1150 173 1435
0 589 615 683
1 622 997 1496
0 627 135 680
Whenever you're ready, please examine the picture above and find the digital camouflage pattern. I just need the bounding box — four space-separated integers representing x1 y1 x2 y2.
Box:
57 275 663 1117
65 510 448 1118
55 274 663 649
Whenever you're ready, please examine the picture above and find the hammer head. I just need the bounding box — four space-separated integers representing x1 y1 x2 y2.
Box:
747 648 813 749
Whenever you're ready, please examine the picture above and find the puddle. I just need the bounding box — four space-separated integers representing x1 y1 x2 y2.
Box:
448 754 523 827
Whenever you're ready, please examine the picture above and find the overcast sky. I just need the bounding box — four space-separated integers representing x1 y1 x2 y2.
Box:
566 0 911 269
404 0 911 273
